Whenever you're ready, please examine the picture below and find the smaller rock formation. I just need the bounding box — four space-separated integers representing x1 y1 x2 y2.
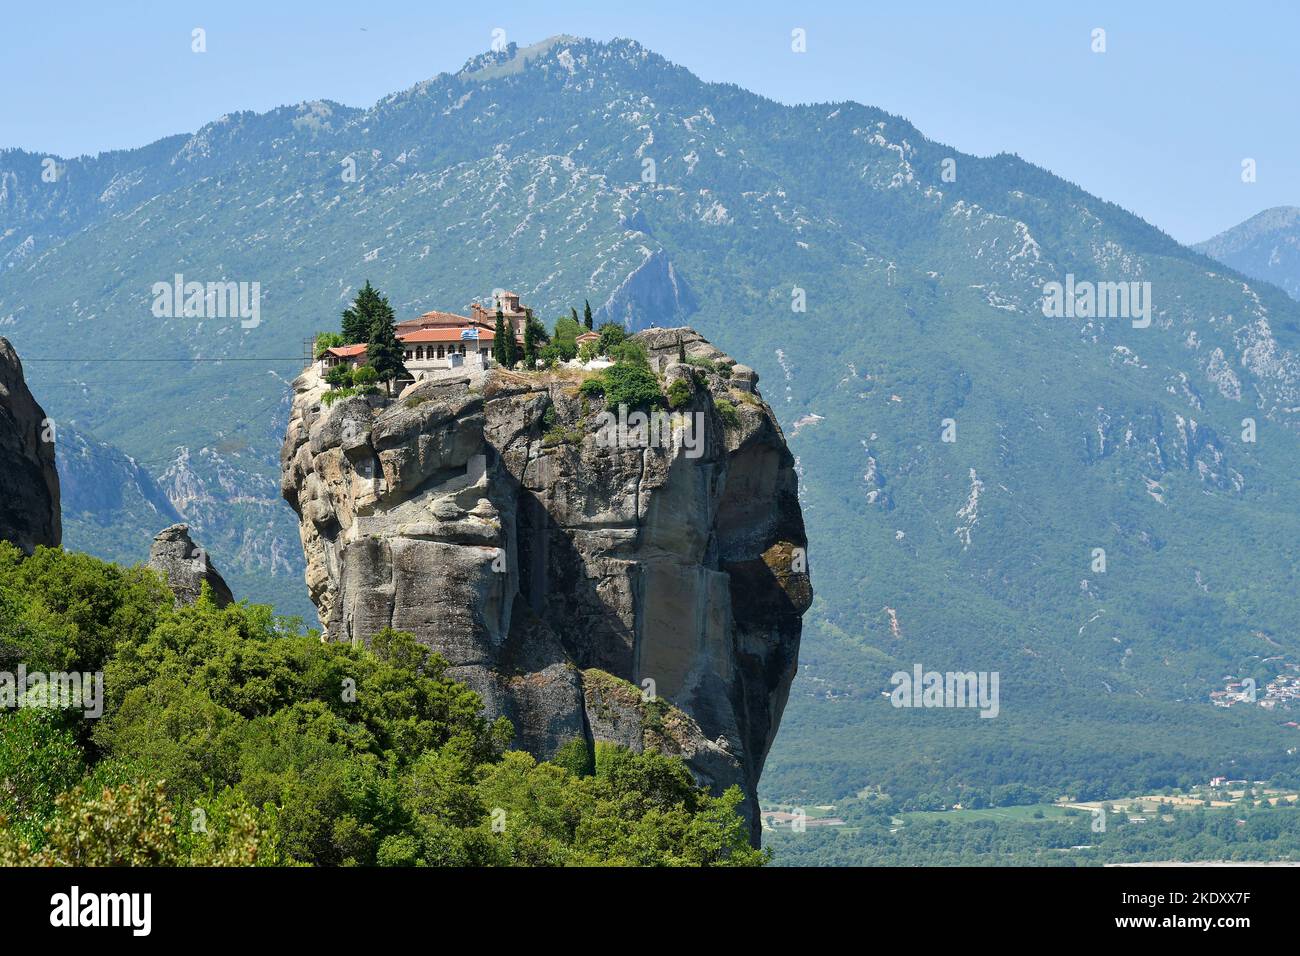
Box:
0 337 60 553
147 524 234 608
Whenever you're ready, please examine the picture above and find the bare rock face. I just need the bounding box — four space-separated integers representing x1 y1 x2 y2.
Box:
0 337 60 553
281 327 811 839
147 523 235 608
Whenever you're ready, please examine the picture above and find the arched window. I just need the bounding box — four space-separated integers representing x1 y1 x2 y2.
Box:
437 346 445 359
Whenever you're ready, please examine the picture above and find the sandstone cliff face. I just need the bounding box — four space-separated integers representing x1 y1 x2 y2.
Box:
281 328 811 836
0 337 60 553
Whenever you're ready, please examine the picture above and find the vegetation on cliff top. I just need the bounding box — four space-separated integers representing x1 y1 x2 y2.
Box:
0 542 763 867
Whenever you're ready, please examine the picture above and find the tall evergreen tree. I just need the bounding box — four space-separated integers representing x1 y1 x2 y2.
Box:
365 300 408 396
583 299 594 330
492 309 507 365
502 313 520 367
571 306 579 325
523 316 539 369
341 280 387 344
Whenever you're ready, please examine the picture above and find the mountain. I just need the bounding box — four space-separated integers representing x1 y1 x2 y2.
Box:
4 36 1300 835
0 337 60 551
57 422 180 557
281 328 810 838
1195 206 1300 301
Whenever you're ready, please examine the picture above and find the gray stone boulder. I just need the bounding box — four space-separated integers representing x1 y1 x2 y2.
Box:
147 524 234 608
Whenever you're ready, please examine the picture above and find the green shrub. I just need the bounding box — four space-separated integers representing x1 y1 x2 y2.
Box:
714 398 740 429
588 362 663 413
324 365 353 389
609 340 649 367
666 378 692 410
351 365 379 386
322 387 358 406
542 425 584 447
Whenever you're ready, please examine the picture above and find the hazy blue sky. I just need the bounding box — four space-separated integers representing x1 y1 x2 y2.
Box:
2 0 1296 244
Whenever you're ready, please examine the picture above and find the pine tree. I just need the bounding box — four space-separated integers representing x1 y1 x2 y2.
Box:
365 296 407 396
492 309 507 365
341 280 386 344
583 299 594 330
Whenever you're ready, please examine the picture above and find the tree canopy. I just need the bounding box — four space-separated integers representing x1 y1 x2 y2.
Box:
0 543 762 867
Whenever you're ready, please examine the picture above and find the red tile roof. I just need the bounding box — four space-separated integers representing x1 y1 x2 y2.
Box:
400 328 498 344
325 344 368 358
397 310 474 331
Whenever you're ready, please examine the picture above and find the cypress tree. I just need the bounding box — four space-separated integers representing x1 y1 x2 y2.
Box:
571 306 579 325
583 299 594 330
492 309 507 365
502 312 519 367
523 315 539 368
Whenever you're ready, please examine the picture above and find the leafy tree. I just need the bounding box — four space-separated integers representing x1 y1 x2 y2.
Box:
314 332 346 359
609 340 648 366
0 780 268 866
0 545 763 868
0 710 86 844
596 321 626 356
